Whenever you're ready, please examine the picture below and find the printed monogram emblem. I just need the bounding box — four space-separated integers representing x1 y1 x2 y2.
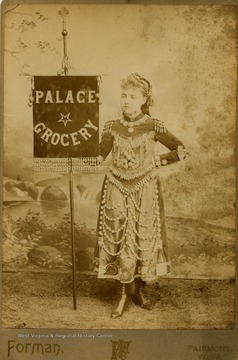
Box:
111 339 131 360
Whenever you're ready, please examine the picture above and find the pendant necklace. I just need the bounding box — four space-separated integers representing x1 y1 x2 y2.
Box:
120 115 146 133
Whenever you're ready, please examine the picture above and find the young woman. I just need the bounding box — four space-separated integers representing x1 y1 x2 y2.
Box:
94 73 186 318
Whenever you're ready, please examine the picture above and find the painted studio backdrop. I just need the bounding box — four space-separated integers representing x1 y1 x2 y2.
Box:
2 4 236 329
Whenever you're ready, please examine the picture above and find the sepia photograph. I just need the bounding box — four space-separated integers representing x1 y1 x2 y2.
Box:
1 0 237 359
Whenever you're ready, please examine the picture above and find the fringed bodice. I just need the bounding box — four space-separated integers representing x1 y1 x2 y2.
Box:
110 131 156 180
99 114 184 183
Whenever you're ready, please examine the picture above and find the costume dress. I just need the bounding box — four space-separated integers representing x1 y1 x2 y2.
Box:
95 113 184 283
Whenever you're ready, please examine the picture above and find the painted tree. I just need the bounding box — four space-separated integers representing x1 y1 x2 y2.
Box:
4 4 61 75
196 96 236 163
180 6 236 162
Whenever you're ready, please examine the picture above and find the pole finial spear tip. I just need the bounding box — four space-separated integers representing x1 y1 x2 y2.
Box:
58 7 69 18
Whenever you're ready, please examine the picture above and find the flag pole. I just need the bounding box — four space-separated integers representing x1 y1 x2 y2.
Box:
68 158 77 310
58 7 77 310
58 7 70 76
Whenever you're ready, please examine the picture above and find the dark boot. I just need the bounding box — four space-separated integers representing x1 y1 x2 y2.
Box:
133 279 153 310
111 283 129 319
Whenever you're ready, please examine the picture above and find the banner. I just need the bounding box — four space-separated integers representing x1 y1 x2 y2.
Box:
32 76 99 159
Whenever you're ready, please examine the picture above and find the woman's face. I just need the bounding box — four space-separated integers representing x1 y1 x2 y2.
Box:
120 86 146 118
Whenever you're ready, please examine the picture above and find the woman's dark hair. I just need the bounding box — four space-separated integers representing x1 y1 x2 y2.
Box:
121 73 154 115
